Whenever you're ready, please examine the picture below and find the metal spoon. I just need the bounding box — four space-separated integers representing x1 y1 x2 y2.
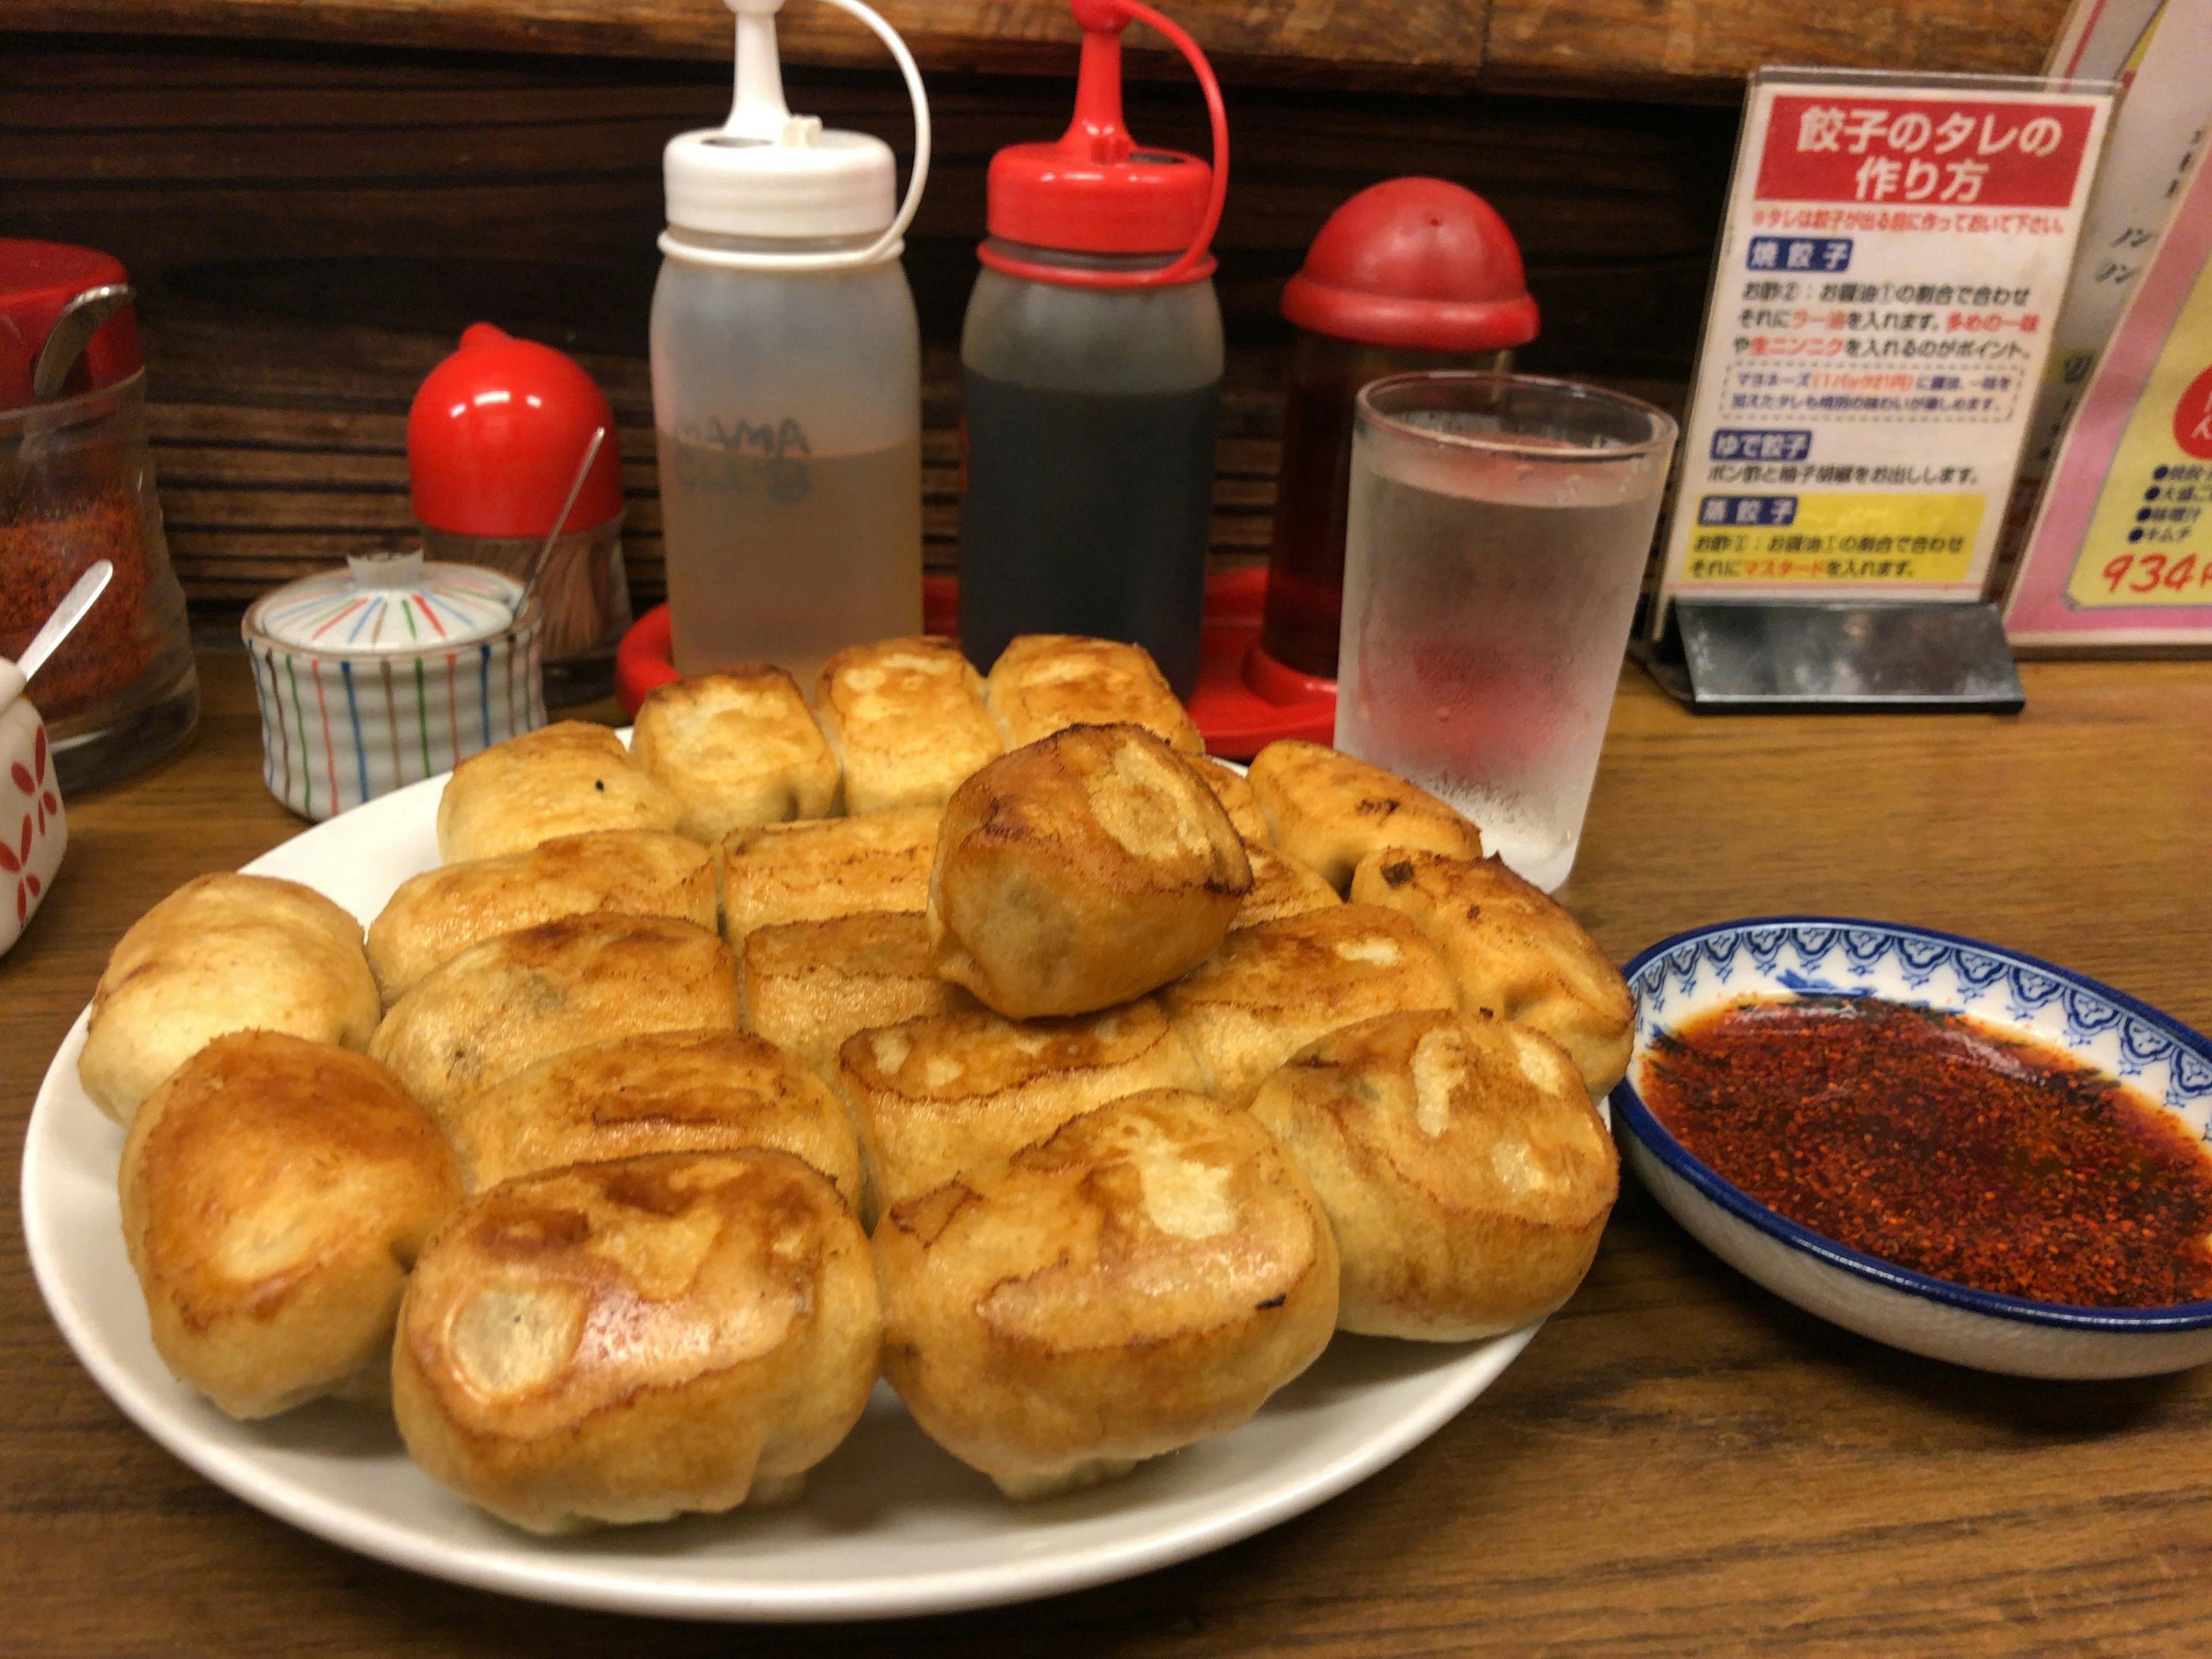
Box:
32 284 135 404
16 560 113 682
514 424 608 621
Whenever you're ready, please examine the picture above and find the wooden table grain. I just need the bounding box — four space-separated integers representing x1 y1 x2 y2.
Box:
5 649 2210 1657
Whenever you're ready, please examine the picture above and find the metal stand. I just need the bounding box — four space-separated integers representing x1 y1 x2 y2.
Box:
1635 600 2025 713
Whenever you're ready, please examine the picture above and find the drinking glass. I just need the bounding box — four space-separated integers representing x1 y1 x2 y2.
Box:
1336 372 1677 891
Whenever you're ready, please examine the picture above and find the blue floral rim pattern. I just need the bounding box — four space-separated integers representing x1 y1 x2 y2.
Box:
1609 916 2212 1333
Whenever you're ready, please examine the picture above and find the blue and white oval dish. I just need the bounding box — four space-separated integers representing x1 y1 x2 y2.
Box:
1610 916 2212 1380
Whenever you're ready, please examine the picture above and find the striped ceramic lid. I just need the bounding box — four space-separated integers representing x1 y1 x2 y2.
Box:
248 551 522 654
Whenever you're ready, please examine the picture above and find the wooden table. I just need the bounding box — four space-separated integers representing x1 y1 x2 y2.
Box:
6 648 2210 1656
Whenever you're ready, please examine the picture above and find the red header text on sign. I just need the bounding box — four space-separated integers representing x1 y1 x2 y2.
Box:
1756 98 2098 209
1658 71 2112 623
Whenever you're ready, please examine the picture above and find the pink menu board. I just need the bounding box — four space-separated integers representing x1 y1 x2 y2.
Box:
2005 146 2212 648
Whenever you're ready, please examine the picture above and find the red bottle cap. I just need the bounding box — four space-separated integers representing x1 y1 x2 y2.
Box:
408 323 624 537
0 240 142 410
1279 178 1538 353
980 0 1228 287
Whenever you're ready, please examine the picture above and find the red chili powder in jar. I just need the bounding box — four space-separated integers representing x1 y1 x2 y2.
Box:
0 486 153 719
1640 995 2212 1307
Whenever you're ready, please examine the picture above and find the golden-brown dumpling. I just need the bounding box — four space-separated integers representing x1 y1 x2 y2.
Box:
831 997 1204 1212
1157 903 1456 1104
1252 1009 1618 1339
435 722 685 864
1232 839 1341 930
630 668 841 843
369 914 737 1128
719 806 939 945
875 1089 1338 1499
983 634 1205 755
79 872 381 1127
1190 756 1268 842
1349 849 1633 1096
120 1032 459 1418
366 830 715 1003
441 1028 863 1206
393 1150 880 1533
738 910 976 1080
1245 739 1483 892
929 724 1251 1019
815 636 1003 814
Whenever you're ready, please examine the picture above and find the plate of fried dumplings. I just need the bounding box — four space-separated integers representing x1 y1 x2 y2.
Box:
24 632 1633 1620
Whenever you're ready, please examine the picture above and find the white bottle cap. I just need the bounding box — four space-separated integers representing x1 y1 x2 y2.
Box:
662 0 931 268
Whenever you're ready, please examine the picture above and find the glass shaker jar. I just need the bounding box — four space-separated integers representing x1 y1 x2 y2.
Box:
409 323 631 706
0 240 198 794
1260 180 1539 680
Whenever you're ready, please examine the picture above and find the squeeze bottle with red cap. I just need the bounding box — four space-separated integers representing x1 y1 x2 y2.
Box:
1261 178 1537 679
956 0 1229 698
652 0 931 688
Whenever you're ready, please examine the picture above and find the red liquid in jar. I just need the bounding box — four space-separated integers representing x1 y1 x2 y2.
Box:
1259 338 1506 679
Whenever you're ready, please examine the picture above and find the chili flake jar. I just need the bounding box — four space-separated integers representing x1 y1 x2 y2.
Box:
0 240 198 794
409 324 631 706
243 550 544 820
1260 181 1538 679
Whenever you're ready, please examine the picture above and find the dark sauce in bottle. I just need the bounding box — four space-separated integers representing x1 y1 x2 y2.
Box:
956 369 1219 698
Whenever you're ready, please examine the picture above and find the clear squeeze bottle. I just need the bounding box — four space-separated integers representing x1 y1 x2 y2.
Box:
652 0 931 687
956 0 1229 698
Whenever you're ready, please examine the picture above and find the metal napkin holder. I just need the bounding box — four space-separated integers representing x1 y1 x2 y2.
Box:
1635 599 2025 713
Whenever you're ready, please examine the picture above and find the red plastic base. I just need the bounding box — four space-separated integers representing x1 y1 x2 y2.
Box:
614 566 1338 759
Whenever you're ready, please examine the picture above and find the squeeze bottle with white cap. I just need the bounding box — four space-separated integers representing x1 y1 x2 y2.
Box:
652 0 931 686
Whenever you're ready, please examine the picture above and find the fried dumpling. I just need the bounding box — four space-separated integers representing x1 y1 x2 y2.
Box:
831 997 1203 1213
435 722 685 864
441 1028 863 1207
1232 839 1341 931
1245 739 1483 893
815 636 1003 815
1252 1009 1618 1339
875 1089 1337 1499
79 872 381 1127
120 1032 459 1418
929 724 1250 1019
369 913 738 1128
1350 849 1633 1096
719 806 938 945
738 910 976 1080
983 634 1205 755
1157 903 1456 1104
393 1149 880 1533
1189 756 1268 842
366 830 715 1003
630 667 841 843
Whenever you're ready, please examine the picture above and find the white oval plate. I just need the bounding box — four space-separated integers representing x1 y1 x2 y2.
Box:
21 767 1541 1622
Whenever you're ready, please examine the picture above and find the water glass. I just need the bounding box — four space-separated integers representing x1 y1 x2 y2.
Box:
1335 372 1677 890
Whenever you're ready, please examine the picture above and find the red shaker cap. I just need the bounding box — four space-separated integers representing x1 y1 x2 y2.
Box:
0 240 142 410
408 323 624 537
1279 179 1538 353
980 0 1228 286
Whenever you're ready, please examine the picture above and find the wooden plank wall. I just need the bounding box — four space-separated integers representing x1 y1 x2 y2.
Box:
17 0 2070 99
5 32 1734 606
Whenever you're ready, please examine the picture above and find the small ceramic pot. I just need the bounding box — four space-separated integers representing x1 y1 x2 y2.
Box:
243 551 544 821
0 656 67 955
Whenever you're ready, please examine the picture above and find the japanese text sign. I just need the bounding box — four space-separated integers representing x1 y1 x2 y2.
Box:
1655 69 2113 628
2005 138 2212 649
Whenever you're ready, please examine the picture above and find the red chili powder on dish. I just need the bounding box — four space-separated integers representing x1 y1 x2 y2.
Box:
1640 995 2212 1308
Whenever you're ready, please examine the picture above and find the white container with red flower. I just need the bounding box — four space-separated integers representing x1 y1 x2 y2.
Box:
0 654 66 955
